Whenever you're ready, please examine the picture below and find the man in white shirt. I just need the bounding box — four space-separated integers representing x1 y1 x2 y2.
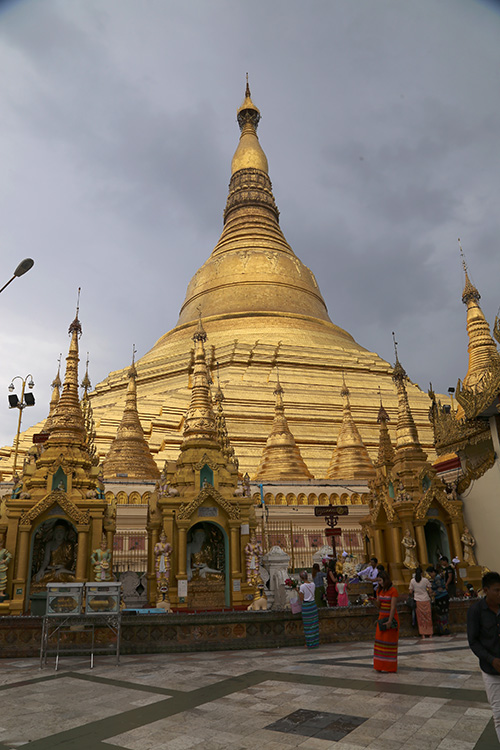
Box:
358 557 379 582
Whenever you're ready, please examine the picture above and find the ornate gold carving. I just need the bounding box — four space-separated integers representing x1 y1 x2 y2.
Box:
176 487 240 521
456 362 500 420
20 492 90 525
428 388 490 455
327 378 375 481
193 454 220 472
457 449 496 494
414 485 461 521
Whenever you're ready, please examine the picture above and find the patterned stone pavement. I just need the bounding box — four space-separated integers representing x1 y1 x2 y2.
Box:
0 633 497 749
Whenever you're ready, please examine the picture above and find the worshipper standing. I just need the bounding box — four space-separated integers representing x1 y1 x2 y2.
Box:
467 571 500 742
427 566 450 635
336 574 349 607
325 560 338 607
373 570 399 672
441 556 457 598
299 570 320 649
312 563 327 608
409 567 433 638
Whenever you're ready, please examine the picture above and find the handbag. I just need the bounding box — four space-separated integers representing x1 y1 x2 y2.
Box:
378 616 398 631
290 599 302 614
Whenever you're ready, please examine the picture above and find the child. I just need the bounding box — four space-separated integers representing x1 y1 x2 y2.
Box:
336 574 349 607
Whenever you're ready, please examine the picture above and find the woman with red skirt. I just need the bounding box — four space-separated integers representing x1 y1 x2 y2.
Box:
373 570 399 672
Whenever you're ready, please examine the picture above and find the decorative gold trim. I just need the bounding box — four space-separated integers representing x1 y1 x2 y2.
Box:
20 492 90 525
457 449 496 494
176 486 240 521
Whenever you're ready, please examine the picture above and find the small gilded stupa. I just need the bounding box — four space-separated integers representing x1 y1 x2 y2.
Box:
102 350 160 481
254 370 313 481
326 378 375 481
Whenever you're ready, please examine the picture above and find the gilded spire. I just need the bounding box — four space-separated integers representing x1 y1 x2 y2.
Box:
182 312 217 444
43 355 62 433
102 346 159 480
458 240 500 391
326 376 375 481
80 353 97 466
375 390 394 467
47 292 86 446
254 367 313 480
231 75 268 175
175 83 332 330
391 334 425 453
213 363 239 469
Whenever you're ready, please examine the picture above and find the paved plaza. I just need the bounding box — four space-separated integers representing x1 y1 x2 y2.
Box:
0 633 497 750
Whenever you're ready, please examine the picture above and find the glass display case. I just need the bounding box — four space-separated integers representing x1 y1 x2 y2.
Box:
84 582 122 615
46 583 84 616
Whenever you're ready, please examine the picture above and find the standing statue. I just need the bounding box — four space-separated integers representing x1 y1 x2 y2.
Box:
245 533 263 584
91 537 113 581
401 528 418 569
0 532 12 601
32 521 76 584
461 526 478 566
154 532 172 591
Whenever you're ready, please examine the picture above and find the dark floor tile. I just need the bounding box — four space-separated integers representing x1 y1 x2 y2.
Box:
266 708 366 741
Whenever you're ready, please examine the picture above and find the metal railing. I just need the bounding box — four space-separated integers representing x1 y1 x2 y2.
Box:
112 530 148 575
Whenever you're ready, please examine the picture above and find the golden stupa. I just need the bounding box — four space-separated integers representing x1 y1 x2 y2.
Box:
2 83 438 479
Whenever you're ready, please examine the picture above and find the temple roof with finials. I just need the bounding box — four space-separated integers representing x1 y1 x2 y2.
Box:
326 377 375 481
102 351 159 480
253 370 313 481
458 240 500 391
391 337 427 459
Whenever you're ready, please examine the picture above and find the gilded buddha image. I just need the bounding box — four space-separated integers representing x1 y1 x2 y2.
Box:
30 519 77 589
186 524 224 582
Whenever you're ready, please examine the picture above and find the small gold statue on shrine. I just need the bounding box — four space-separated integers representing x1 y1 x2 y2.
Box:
91 536 113 581
244 532 263 585
461 526 478 566
401 529 418 569
154 532 172 609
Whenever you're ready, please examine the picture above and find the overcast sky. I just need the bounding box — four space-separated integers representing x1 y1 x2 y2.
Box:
0 0 499 447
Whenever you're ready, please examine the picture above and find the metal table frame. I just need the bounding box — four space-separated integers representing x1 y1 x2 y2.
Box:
39 613 121 670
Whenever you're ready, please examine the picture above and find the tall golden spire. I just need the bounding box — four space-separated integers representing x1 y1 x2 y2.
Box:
375 390 394 468
182 313 217 444
80 354 98 467
326 376 375 481
43 355 62 433
47 293 86 446
213 363 239 469
175 82 333 329
391 335 426 458
102 347 159 479
458 240 500 391
254 368 313 480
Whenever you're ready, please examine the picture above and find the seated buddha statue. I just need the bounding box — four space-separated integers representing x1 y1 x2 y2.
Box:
32 522 76 585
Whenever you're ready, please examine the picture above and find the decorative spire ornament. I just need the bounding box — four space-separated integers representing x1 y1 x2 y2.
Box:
182 311 217 444
254 366 313 480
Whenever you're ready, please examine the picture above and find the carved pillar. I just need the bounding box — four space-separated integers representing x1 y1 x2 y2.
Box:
177 524 188 577
415 524 429 567
229 523 240 578
389 525 403 564
450 521 462 560
16 525 31 581
75 526 89 581
373 528 384 561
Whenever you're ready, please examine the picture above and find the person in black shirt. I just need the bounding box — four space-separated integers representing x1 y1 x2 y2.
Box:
467 571 500 741
440 556 456 597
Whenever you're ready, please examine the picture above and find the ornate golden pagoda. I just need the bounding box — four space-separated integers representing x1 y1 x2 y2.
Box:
254 371 313 481
1 83 439 481
326 378 375 481
0 306 114 615
147 318 253 609
375 397 394 470
102 352 160 481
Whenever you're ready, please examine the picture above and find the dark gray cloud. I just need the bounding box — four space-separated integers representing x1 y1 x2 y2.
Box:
0 0 499 444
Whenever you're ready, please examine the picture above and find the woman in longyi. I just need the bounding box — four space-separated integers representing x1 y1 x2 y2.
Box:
373 570 399 672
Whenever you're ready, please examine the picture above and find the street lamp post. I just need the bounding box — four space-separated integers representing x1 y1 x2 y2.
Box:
0 259 34 295
8 374 35 477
